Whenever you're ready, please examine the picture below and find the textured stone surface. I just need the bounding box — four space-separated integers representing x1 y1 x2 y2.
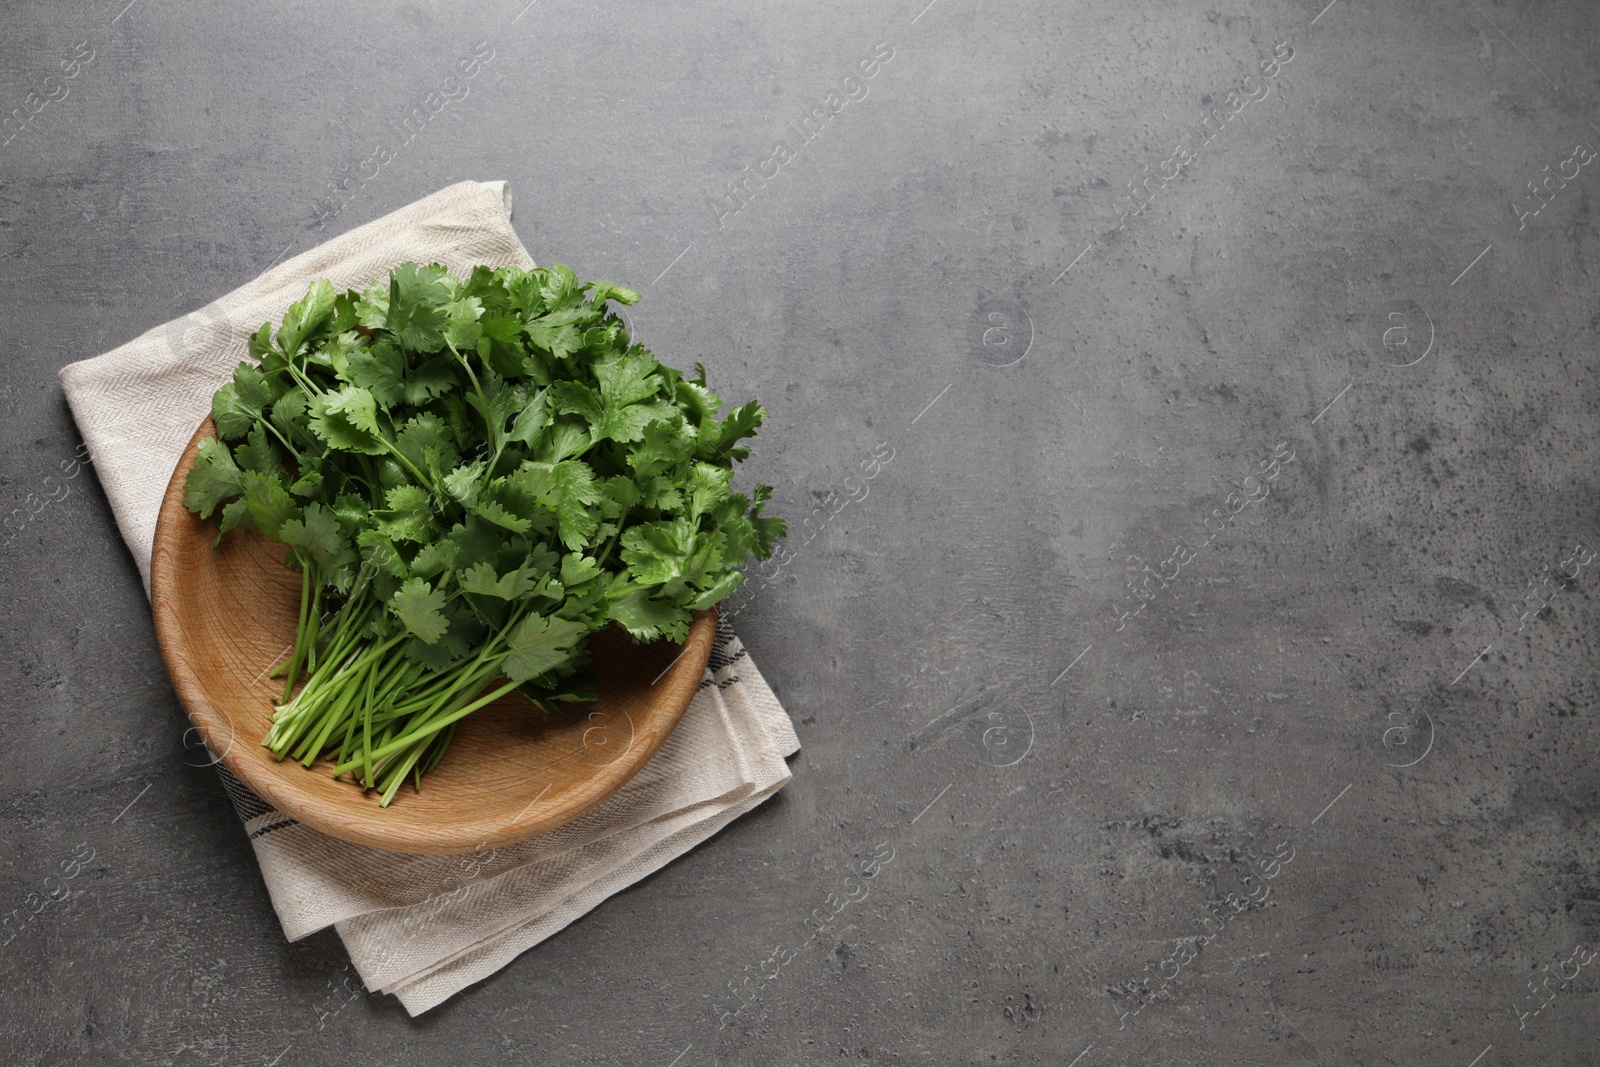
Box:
2 0 1597 1063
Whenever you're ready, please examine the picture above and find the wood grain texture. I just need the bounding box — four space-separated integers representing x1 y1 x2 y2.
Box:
149 418 714 855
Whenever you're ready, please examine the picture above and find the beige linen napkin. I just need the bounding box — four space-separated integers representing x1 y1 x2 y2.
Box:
58 181 800 1015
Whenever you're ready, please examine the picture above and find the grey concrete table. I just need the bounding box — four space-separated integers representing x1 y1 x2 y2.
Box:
3 0 1597 1063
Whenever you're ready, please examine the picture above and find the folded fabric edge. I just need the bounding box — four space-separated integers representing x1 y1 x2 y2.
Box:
386 769 794 1015
718 643 800 760
478 179 512 218
345 767 789 993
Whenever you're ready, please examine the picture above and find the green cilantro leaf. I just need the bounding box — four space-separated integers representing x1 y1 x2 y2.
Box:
472 497 533 535
218 496 251 535
276 279 336 358
379 484 436 543
619 519 696 585
684 462 731 519
279 502 346 574
505 386 551 448
443 296 485 352
386 262 450 353
593 350 661 407
710 400 765 461
345 342 406 409
608 583 689 642
357 528 409 578
585 280 640 306
560 553 602 588
184 437 244 518
309 386 386 454
212 362 279 440
241 469 298 540
513 460 601 551
235 425 283 478
442 460 486 508
535 418 591 463
500 613 588 684
459 561 536 600
408 538 460 580
390 576 450 644
405 354 460 406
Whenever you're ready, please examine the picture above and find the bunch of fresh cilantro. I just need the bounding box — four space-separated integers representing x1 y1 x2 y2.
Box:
184 262 784 805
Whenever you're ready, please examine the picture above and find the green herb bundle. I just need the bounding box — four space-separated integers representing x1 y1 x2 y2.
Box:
184 262 784 805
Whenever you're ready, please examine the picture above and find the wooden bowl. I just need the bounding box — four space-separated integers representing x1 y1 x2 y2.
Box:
150 418 715 855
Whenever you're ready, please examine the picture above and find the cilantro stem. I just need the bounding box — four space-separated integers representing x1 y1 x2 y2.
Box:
305 584 325 675
281 559 316 703
594 510 628 568
259 416 305 467
361 678 521 773
447 341 499 467
361 668 376 785
422 722 455 774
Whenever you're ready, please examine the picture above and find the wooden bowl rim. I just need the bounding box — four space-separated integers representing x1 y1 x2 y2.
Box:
150 417 714 855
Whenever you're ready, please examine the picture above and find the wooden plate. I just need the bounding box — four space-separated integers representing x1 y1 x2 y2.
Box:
150 418 715 855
